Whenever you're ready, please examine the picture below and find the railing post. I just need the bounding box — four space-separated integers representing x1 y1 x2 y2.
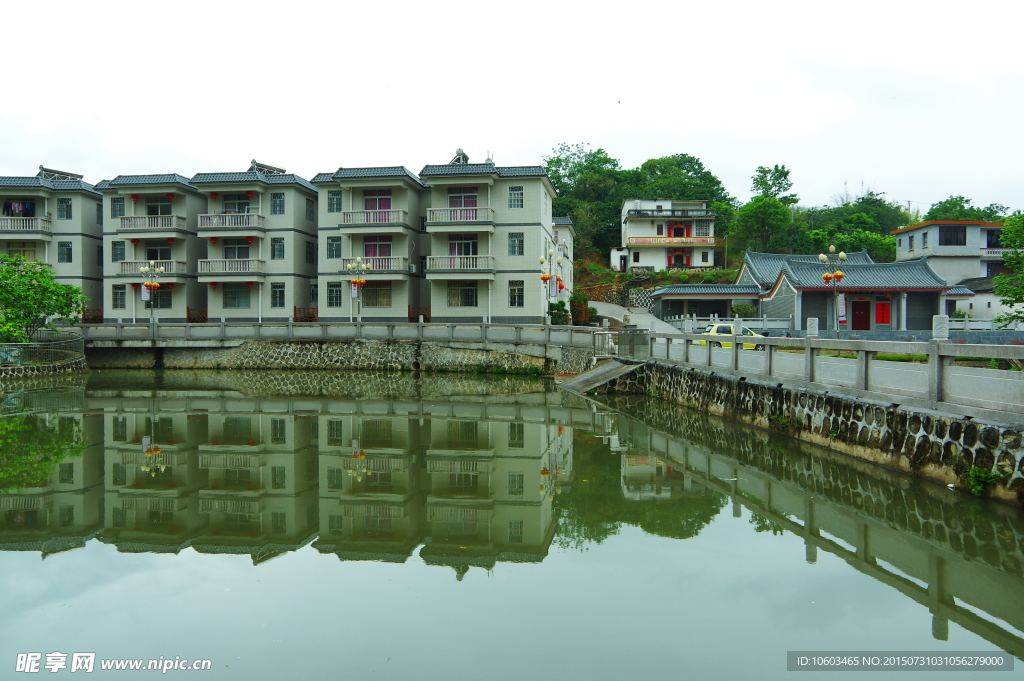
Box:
805 319 818 382
765 342 774 377
447 324 454 340
857 349 869 390
665 336 672 361
929 315 950 403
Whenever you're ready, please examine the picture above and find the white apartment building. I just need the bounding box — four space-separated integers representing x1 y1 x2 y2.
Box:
314 150 573 325
610 198 716 272
0 167 104 319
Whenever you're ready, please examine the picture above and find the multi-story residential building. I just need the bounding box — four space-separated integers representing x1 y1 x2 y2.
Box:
191 162 319 322
313 151 572 325
0 167 104 318
610 198 717 273
312 166 430 323
96 174 208 323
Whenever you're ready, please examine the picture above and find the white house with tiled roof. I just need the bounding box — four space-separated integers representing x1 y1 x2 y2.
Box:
611 198 716 273
0 167 105 318
891 220 1008 283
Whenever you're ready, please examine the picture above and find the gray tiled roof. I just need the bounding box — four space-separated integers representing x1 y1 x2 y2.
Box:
313 166 429 188
497 166 548 177
946 285 976 296
781 258 949 290
190 171 317 194
104 174 198 191
552 216 574 226
955 276 995 293
652 284 762 297
743 249 875 285
0 176 101 197
419 163 549 179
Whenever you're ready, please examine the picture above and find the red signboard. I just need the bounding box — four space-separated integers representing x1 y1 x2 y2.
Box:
875 302 891 324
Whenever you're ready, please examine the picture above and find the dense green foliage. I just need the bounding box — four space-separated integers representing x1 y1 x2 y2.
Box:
0 414 86 491
0 255 87 342
924 196 1009 222
731 303 758 318
993 214 1024 328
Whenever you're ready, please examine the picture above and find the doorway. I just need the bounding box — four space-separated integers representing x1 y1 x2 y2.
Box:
851 301 870 330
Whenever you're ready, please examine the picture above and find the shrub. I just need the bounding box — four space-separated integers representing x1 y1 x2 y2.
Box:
950 307 970 319
732 303 758 319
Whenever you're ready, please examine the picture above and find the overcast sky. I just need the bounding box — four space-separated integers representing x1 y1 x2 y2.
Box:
2 0 1020 213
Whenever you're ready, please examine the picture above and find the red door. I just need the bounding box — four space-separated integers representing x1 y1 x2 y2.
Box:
851 301 870 330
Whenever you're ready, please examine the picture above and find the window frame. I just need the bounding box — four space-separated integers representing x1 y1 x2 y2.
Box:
270 237 284 260
57 198 72 220
508 279 524 308
112 240 126 262
222 282 252 309
362 281 392 308
326 236 342 259
326 282 344 307
938 225 967 246
112 284 126 310
271 192 285 215
305 197 315 222
57 241 73 263
508 185 524 209
306 241 316 264
111 197 125 219
271 282 285 308
447 280 478 307
327 190 343 213
508 232 524 256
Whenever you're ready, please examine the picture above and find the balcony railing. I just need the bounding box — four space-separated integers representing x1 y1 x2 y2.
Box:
0 496 43 510
120 451 188 466
200 454 262 468
198 214 265 230
120 497 186 511
0 217 51 233
341 457 407 472
426 207 495 223
198 259 266 274
426 255 495 271
118 216 187 231
626 209 715 218
341 209 409 224
983 248 1008 256
119 260 187 275
426 506 491 522
199 499 261 514
427 460 494 473
626 236 716 246
341 504 406 518
340 256 409 272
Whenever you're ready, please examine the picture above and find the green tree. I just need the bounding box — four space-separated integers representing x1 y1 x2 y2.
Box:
993 214 1024 328
751 164 798 205
545 143 627 254
0 414 86 492
807 213 897 262
733 196 794 252
0 256 87 342
924 196 1009 222
632 154 732 204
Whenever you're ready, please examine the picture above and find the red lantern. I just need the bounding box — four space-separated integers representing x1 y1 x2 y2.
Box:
165 193 175 202
245 236 254 244
209 237 219 245
210 192 219 200
210 282 219 290
245 191 255 199
540 273 551 282
130 194 139 203
246 281 254 289
130 238 139 246
131 283 140 289
834 271 845 282
165 283 175 289
541 468 551 477
558 282 565 291
166 237 175 245
558 426 565 435
822 272 833 283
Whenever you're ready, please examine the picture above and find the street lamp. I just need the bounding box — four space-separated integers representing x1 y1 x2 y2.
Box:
139 260 165 333
817 245 847 337
345 257 370 323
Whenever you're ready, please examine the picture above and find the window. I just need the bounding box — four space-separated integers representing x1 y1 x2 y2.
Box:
449 472 478 490
694 223 711 237
222 417 252 445
448 233 478 257
111 197 125 219
508 423 524 449
987 230 1004 248
939 225 966 246
363 189 392 213
508 280 524 307
96 202 103 225
898 238 902 248
59 463 74 484
632 251 640 263
57 198 72 220
327 420 344 446
701 251 709 263
112 240 126 262
327 468 344 491
112 284 126 309
112 462 127 486
305 198 315 221
908 235 914 251
146 197 171 216
508 519 524 544
327 190 342 213
145 240 171 261
447 420 478 449
508 185 524 209
508 232 524 256
508 472 524 496
271 282 285 308
306 241 315 264
362 420 393 448
7 241 36 261
57 241 72 263
656 224 664 236
96 245 103 266
223 238 249 260
222 283 251 309
326 236 342 259
362 281 392 307
271 511 287 534
271 193 285 215
364 517 393 536
271 237 284 260
271 418 286 444
272 466 286 489
310 284 318 304
222 193 249 214
327 282 344 307
144 287 172 310
922 231 929 248
112 416 127 442
112 507 127 528
59 505 75 527
146 416 174 443
447 280 478 307
363 235 392 260
448 187 478 208
310 419 319 439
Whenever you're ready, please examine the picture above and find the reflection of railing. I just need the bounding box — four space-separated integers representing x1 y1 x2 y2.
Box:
426 506 491 522
341 504 405 518
120 497 186 511
427 460 494 473
200 499 261 514
0 496 43 510
120 451 188 466
341 458 406 471
200 454 262 468
0 330 85 371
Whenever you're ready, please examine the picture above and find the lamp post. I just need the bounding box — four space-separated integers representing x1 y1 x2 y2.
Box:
345 257 370 323
139 260 165 335
817 245 847 338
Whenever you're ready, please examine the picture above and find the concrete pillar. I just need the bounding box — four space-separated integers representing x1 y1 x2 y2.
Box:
899 292 908 330
794 291 803 331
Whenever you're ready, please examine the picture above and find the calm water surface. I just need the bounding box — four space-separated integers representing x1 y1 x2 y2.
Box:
0 370 1021 680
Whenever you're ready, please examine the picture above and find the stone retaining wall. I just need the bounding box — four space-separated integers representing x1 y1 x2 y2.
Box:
86 339 594 375
599 361 1024 506
0 355 88 380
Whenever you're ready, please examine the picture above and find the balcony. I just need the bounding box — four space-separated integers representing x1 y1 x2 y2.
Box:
120 450 188 466
198 259 266 276
199 498 262 514
119 260 188 276
426 207 495 230
341 504 407 518
426 255 495 272
0 217 51 235
200 454 263 468
626 236 716 246
118 216 187 231
341 209 409 225
340 256 410 273
426 505 493 523
983 248 1008 257
626 209 715 218
198 214 265 230
427 460 495 474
